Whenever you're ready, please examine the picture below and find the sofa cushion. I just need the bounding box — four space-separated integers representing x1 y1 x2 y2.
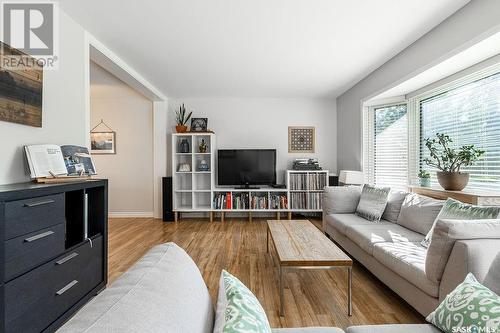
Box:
425 218 500 283
346 324 442 333
397 193 444 235
325 213 392 236
58 243 214 333
355 185 391 222
427 273 500 333
422 198 500 247
213 270 271 333
373 242 438 297
381 190 408 223
344 224 424 255
323 186 362 214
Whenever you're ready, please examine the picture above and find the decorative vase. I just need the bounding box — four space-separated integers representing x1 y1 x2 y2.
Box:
436 171 469 191
419 177 431 187
175 125 187 133
198 159 209 171
179 139 190 153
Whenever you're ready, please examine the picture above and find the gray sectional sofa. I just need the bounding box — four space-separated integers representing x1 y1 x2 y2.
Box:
322 186 500 317
58 242 446 333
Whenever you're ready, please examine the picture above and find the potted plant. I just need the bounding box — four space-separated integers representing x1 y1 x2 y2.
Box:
175 104 192 133
423 133 485 191
418 170 431 187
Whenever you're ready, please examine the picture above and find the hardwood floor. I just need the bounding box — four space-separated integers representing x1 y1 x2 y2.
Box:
108 217 424 329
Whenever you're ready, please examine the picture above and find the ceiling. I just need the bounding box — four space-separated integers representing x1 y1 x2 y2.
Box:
60 0 469 99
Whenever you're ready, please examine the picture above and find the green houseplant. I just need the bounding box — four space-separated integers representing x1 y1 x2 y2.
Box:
418 170 431 187
423 133 485 191
175 104 192 133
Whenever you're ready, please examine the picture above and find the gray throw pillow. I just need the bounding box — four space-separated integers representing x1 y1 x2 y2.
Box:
422 198 500 248
382 190 408 223
322 186 362 214
397 193 444 235
355 185 390 222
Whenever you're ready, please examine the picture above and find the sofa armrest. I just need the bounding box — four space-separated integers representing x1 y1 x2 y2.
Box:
322 186 361 232
439 239 500 300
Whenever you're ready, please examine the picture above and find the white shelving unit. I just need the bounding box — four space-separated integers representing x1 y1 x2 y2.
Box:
172 133 216 220
172 132 328 221
286 170 329 212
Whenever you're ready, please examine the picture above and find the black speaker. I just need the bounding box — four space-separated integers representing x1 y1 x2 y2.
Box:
162 177 175 222
329 175 339 186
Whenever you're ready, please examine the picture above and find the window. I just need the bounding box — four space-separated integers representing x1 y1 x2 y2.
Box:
363 65 500 191
363 104 408 189
419 71 500 191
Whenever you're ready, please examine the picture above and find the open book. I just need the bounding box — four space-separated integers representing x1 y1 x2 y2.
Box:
25 144 97 179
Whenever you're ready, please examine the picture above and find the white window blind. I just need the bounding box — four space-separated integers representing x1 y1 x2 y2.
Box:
419 71 500 191
364 104 408 189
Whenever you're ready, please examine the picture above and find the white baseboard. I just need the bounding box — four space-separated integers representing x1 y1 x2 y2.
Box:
108 212 154 218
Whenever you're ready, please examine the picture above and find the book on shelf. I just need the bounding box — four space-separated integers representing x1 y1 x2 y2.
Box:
270 193 288 209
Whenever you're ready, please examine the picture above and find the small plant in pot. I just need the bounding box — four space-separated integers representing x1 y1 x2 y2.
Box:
418 170 431 187
175 104 192 133
423 133 485 191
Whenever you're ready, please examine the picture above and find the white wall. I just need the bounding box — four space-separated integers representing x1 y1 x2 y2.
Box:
167 98 337 184
90 63 153 216
337 0 500 171
0 12 88 184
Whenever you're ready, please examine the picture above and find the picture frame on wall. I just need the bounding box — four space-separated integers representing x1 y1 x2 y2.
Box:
288 126 315 153
190 118 208 132
90 131 116 154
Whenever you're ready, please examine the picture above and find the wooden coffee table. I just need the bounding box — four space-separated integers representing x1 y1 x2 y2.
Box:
266 219 353 316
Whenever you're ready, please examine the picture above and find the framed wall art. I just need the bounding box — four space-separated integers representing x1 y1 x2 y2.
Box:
288 126 315 153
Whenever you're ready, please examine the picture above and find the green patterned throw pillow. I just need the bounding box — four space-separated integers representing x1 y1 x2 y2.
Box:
213 270 272 333
426 273 500 333
355 185 390 222
421 198 500 248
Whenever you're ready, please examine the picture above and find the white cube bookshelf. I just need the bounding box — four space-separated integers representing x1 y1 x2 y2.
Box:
172 133 216 216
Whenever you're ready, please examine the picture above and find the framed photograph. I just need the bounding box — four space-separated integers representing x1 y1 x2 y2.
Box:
190 118 208 132
288 126 315 153
90 131 116 154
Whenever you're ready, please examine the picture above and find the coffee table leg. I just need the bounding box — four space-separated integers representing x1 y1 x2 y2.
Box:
348 266 352 316
279 266 284 316
266 227 269 253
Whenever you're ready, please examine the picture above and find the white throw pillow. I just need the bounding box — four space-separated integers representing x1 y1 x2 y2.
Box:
213 270 272 333
322 185 362 214
397 193 444 235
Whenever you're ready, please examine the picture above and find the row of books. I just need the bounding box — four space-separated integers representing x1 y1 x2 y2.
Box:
288 173 327 190
289 192 324 210
270 194 288 209
251 195 268 209
213 192 231 209
308 173 328 190
213 192 289 210
307 192 324 210
233 193 249 209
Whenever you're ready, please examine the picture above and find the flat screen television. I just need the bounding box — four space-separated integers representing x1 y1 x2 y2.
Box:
217 149 276 187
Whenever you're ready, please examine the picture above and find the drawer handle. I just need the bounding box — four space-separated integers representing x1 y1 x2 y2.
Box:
55 252 79 265
24 230 55 243
56 280 78 296
23 199 55 207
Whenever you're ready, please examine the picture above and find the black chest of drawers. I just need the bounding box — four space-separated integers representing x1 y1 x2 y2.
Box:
0 180 108 333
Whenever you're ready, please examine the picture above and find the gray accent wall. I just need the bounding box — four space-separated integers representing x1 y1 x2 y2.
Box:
337 0 500 171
